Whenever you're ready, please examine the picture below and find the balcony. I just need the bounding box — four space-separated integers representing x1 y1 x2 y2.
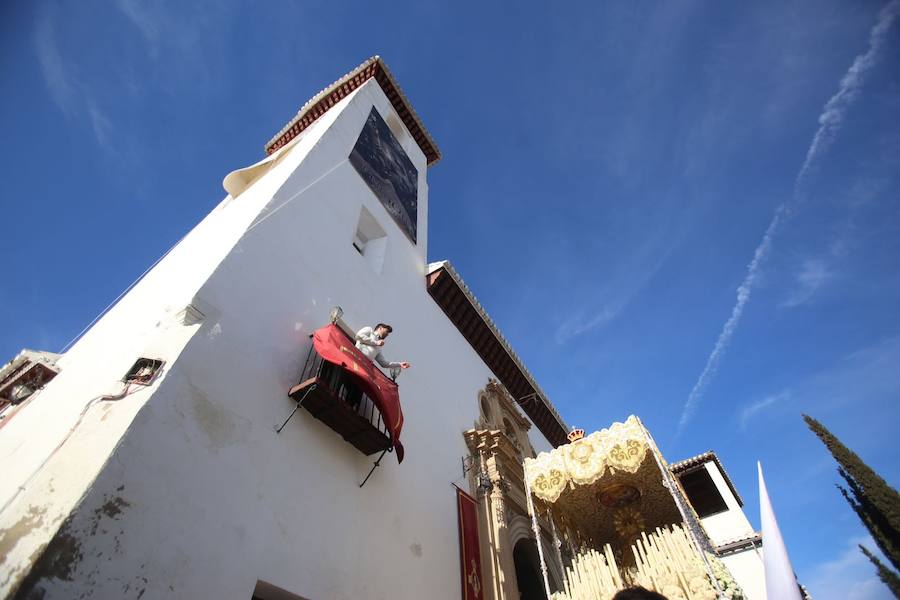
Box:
285 334 392 457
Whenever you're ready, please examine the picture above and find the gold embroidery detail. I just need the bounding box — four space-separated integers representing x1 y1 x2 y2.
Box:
524 416 649 503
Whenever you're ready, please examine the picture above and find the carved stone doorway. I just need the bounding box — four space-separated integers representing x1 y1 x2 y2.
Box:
464 380 563 600
513 539 547 600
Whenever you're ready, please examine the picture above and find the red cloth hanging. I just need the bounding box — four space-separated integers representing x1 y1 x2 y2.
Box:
312 324 404 463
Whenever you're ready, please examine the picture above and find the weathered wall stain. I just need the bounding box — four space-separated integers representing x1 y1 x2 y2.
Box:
0 506 46 589
12 515 83 599
0 507 46 570
98 497 130 520
10 487 134 600
180 382 250 451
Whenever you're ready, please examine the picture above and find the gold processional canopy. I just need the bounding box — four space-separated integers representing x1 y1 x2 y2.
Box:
524 416 683 549
522 416 741 600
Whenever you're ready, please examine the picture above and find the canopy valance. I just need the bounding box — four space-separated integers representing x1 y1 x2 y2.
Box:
524 416 649 504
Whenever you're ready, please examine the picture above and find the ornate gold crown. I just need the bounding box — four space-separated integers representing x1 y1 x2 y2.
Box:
568 428 585 443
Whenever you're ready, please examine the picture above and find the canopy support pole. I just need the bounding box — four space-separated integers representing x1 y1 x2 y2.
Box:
548 507 565 578
637 417 725 596
525 477 554 600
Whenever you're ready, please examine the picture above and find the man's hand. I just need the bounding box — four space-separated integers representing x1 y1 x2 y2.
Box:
399 362 411 369
375 340 385 347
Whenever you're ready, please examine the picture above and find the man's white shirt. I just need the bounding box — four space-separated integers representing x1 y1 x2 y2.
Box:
354 326 400 369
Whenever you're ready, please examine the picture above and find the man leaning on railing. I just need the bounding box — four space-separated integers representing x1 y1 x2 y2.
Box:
354 323 411 371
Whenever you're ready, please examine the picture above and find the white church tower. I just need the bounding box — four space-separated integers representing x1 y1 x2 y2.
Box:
0 56 567 600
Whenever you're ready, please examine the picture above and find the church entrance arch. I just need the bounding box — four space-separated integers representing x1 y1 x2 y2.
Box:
513 539 547 600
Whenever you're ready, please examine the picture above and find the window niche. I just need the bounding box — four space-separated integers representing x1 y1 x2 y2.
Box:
503 417 517 441
503 416 524 456
352 206 387 274
679 467 728 518
480 394 493 427
478 381 535 457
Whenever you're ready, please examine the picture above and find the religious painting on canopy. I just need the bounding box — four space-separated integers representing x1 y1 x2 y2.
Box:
350 107 419 243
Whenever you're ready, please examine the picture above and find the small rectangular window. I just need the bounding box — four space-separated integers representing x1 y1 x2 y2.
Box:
124 358 164 385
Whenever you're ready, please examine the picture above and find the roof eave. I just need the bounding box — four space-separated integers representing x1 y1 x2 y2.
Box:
671 450 744 507
426 261 569 446
264 56 441 166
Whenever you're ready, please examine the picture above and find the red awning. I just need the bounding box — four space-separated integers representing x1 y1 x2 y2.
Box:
312 325 405 462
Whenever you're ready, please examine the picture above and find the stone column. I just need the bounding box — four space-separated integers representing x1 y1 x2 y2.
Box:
465 429 523 600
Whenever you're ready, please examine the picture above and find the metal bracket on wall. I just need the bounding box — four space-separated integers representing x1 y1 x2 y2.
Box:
275 383 317 434
461 455 476 478
359 447 390 488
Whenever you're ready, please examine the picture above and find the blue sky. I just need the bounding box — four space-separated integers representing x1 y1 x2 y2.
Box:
2 1 899 597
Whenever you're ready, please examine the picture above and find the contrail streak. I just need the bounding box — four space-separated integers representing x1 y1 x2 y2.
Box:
678 1 899 433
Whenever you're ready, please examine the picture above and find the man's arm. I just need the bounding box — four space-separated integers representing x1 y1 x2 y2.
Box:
374 352 400 369
355 326 381 347
374 353 409 370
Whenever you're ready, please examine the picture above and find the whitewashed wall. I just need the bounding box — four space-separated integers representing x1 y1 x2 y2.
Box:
697 461 765 600
0 94 327 597
722 548 766 600
0 80 556 600
698 462 755 545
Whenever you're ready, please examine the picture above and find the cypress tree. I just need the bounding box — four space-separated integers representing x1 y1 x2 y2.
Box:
803 414 900 596
861 545 900 595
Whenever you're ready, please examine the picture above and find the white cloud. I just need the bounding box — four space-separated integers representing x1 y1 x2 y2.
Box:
803 336 900 410
554 233 677 343
113 0 161 54
735 335 900 441
556 306 621 342
108 0 238 94
805 535 894 600
796 0 900 190
554 194 696 344
739 389 790 429
829 176 889 258
678 2 900 433
33 7 115 151
34 8 76 116
781 258 833 308
678 205 786 432
87 105 114 152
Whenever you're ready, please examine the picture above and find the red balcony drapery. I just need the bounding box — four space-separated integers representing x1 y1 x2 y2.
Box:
312 324 405 462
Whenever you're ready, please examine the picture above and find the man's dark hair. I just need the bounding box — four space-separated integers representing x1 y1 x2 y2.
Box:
375 323 393 333
611 588 668 600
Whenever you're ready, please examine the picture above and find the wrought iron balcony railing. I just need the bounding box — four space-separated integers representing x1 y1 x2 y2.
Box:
282 334 392 457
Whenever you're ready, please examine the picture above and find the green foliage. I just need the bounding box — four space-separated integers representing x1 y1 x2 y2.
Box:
803 414 900 597
860 545 900 597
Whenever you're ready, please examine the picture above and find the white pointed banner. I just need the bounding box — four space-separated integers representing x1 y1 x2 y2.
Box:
759 461 803 600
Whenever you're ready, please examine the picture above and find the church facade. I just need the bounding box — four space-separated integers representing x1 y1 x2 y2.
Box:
0 57 766 600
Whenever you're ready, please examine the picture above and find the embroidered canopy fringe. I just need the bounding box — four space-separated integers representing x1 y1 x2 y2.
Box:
524 416 649 503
